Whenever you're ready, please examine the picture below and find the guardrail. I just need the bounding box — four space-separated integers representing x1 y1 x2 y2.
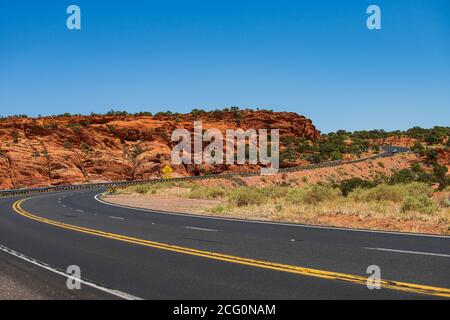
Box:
0 146 408 197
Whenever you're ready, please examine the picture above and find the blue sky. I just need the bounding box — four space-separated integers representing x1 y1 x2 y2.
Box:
1 0 449 132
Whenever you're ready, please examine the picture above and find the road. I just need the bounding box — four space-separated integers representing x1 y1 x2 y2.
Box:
0 188 449 299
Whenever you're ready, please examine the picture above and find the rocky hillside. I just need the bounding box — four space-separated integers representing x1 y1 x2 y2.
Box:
0 110 320 189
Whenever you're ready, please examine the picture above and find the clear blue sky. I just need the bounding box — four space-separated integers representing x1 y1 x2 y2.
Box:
1 0 449 132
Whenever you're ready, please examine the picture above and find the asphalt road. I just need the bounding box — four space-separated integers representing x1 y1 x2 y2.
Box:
0 188 449 299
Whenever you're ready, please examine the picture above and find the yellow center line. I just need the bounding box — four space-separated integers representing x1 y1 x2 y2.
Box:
12 198 450 298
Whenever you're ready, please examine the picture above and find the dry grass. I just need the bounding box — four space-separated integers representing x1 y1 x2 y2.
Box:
109 180 450 235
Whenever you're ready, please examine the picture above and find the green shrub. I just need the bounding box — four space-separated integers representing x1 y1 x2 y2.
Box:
401 195 436 214
67 123 81 134
433 164 449 191
286 184 341 205
81 142 90 154
285 188 306 204
256 186 289 199
106 109 128 116
330 151 343 160
302 184 341 204
209 205 226 214
229 187 265 207
349 182 433 203
135 185 150 194
106 124 115 133
402 182 434 198
411 141 425 152
339 178 377 196
389 169 417 184
189 185 227 199
349 184 405 202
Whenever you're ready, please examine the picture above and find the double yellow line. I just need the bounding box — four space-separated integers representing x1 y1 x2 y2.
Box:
12 198 450 298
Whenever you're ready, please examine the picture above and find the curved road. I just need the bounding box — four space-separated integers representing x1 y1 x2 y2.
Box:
0 187 449 299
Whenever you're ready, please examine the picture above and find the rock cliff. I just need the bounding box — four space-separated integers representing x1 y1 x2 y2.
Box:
0 110 320 189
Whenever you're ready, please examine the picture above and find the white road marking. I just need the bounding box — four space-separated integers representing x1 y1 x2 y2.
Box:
109 216 125 220
75 209 84 213
365 247 450 258
94 194 450 239
0 244 141 300
184 226 218 232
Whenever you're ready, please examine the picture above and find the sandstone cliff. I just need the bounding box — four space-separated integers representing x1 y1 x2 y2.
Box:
0 110 320 189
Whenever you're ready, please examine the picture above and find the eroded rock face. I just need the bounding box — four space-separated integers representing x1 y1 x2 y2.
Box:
0 111 320 189
373 136 417 147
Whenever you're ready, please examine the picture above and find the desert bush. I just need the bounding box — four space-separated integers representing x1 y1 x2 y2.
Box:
401 195 436 214
402 182 434 198
285 188 306 204
228 187 265 207
411 141 425 152
349 184 404 202
330 151 343 160
256 185 289 199
303 184 341 204
67 123 81 134
433 164 449 191
125 183 171 195
349 182 432 203
135 185 150 194
339 178 377 196
208 205 226 214
389 169 418 184
81 142 90 154
286 184 341 205
189 185 227 199
106 109 128 116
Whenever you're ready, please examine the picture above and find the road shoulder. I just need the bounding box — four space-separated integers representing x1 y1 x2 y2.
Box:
0 247 116 300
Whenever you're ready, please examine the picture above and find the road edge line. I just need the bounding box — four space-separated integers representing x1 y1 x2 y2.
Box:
0 244 142 300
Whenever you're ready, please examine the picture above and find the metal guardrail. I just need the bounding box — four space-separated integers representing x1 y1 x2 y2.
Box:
0 146 408 197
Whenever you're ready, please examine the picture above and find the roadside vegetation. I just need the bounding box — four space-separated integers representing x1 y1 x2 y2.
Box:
281 126 450 164
109 163 450 234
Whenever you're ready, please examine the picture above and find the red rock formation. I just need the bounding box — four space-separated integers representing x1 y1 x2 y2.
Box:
0 111 320 189
372 136 417 147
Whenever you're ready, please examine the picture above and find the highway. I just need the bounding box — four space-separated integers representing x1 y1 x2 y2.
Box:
0 187 449 299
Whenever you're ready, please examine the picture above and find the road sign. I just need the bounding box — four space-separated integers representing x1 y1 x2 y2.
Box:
162 165 173 179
